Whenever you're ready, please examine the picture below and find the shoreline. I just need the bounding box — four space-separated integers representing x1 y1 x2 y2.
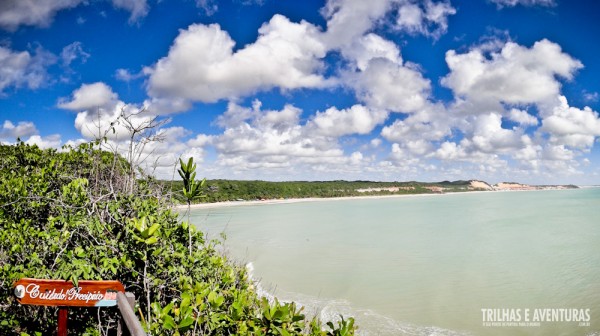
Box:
175 192 448 210
172 187 583 210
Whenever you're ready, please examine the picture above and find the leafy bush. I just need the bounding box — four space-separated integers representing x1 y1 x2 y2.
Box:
0 142 355 335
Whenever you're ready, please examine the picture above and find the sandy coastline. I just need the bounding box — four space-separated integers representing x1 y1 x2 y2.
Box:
174 193 444 210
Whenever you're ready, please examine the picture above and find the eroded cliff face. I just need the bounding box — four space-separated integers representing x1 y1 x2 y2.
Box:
469 180 494 190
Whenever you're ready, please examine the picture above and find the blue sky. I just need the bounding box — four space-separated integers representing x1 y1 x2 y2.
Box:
1 0 600 184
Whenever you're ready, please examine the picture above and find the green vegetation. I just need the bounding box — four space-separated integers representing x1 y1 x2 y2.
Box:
166 179 474 203
178 157 207 255
0 142 355 336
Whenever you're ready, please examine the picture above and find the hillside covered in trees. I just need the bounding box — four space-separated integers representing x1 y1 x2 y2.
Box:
166 179 475 203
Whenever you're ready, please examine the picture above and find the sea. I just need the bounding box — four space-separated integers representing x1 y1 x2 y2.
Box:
188 188 600 336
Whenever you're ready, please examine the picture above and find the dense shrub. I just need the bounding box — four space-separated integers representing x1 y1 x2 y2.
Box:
0 142 355 335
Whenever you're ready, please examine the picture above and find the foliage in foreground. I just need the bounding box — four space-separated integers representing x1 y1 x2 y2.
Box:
0 142 355 336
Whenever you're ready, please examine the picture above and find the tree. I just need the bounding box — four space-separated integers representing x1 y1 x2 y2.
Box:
177 157 206 254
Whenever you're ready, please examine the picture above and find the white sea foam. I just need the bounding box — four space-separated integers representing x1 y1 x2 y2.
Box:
245 263 470 336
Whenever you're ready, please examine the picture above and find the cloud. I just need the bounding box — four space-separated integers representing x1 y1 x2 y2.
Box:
442 39 583 107
508 108 538 126
111 0 149 23
427 93 600 178
541 144 575 161
335 32 434 116
346 58 431 113
370 138 382 148
0 120 38 140
56 82 203 178
214 102 334 159
58 82 118 111
71 101 156 141
395 0 456 39
468 113 529 154
341 33 402 71
195 0 219 16
58 42 90 82
381 103 452 142
144 1 450 114
420 37 600 178
25 134 62 149
143 97 191 115
0 46 56 94
57 82 206 178
321 0 455 49
0 0 149 31
129 126 209 174
115 68 143 82
0 120 65 150
60 42 90 67
583 91 599 103
0 0 83 31
539 95 600 149
59 82 165 141
489 0 556 8
309 105 389 137
146 15 328 103
321 0 394 49
433 141 466 161
210 101 373 176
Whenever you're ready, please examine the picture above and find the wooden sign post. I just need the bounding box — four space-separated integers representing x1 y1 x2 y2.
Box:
13 278 125 335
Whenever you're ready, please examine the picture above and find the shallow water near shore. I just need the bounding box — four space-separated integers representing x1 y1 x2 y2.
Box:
188 188 600 335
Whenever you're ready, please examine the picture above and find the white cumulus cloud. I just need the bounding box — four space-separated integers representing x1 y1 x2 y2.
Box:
0 46 56 94
209 101 378 177
310 105 389 137
58 82 118 111
539 95 600 149
347 58 431 113
0 120 38 140
442 39 583 107
146 15 328 103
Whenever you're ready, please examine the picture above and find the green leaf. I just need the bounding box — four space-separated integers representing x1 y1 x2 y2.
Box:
162 302 174 315
163 315 176 330
147 223 160 237
207 291 217 304
144 236 158 245
181 292 191 311
178 316 194 329
74 246 85 258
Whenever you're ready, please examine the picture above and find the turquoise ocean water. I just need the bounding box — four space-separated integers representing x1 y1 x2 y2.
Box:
189 188 600 335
